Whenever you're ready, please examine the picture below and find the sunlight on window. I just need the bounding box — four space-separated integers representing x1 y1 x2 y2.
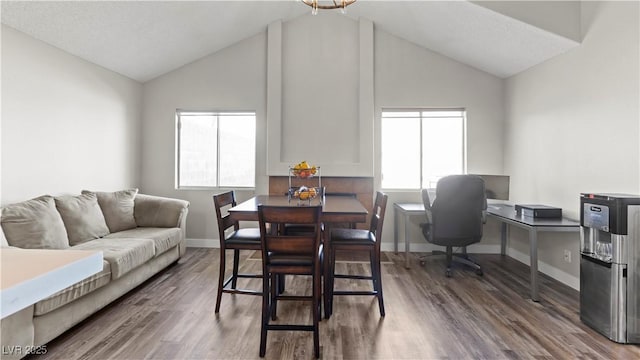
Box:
422 116 463 188
178 112 256 188
381 110 465 189
179 115 217 187
381 116 420 189
219 115 255 187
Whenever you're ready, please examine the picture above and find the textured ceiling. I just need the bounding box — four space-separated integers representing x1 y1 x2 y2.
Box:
1 1 580 82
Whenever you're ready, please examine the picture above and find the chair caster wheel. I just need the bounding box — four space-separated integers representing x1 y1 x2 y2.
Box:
445 269 452 277
476 269 484 276
419 260 426 266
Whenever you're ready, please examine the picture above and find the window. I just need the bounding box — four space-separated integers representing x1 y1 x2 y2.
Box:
381 109 465 189
176 111 256 188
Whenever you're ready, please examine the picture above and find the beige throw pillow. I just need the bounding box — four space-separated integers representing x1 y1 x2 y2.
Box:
82 189 138 232
1 195 70 249
55 193 110 245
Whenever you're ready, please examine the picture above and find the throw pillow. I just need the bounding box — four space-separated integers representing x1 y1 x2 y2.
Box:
54 193 110 245
82 189 138 232
1 195 69 249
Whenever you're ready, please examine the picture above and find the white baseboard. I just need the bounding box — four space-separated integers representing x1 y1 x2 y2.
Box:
187 238 219 248
507 248 580 291
380 242 500 254
187 239 578 290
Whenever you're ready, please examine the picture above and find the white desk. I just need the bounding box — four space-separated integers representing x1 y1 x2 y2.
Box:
394 202 581 302
1 248 103 318
393 203 426 269
486 204 580 302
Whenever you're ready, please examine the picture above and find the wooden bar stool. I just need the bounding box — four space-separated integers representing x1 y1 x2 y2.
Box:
325 191 388 318
257 205 323 358
213 191 262 313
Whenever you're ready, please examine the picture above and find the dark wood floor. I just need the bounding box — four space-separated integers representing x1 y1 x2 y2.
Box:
30 248 640 359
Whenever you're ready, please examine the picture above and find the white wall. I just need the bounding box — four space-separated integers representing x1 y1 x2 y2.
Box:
266 14 375 177
141 32 268 242
140 15 505 246
1 26 143 205
504 1 640 288
374 29 505 253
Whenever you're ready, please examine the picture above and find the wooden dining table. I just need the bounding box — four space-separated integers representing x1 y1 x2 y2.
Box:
228 194 369 319
228 195 369 224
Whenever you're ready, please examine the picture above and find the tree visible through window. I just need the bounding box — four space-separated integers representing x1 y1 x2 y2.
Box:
381 109 465 189
177 111 256 188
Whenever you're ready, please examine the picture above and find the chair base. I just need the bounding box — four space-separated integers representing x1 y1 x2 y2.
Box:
419 247 483 277
261 272 321 358
325 248 385 319
215 248 262 313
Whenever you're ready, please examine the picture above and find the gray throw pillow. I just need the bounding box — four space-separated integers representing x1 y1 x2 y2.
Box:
82 189 138 232
1 195 70 249
55 193 110 245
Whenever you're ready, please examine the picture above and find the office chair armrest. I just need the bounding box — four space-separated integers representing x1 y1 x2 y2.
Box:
482 210 487 224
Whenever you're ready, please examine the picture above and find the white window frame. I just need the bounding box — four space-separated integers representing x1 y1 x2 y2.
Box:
175 110 256 190
381 108 467 190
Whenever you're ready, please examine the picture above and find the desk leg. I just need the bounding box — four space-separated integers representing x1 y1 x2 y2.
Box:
394 208 399 254
404 213 411 269
500 223 507 256
529 229 540 302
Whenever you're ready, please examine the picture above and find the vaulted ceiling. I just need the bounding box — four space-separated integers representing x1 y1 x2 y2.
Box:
1 1 581 83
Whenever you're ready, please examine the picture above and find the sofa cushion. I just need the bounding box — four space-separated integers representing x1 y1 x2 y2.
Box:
34 260 112 316
54 193 110 246
106 227 181 256
82 189 138 233
1 196 69 249
134 194 189 228
72 238 155 279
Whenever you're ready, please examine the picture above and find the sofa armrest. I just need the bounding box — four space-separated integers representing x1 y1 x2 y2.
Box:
134 194 189 229
1 306 35 360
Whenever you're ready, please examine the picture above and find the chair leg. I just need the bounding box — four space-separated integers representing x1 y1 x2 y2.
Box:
370 250 385 317
271 273 278 321
278 274 286 294
313 266 321 358
445 246 453 277
259 271 270 357
215 248 226 313
452 251 483 275
324 247 336 319
231 249 240 289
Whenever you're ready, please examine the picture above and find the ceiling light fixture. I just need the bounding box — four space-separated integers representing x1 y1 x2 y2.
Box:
301 0 357 15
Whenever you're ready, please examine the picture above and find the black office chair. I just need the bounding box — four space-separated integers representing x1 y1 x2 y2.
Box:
420 175 487 277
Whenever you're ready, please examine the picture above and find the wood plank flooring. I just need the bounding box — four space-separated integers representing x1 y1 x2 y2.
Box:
29 248 640 359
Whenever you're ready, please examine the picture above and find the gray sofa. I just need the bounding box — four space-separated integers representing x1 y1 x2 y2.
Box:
0 190 189 359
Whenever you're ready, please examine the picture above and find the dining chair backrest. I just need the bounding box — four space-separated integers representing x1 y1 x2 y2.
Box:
213 191 240 238
369 191 388 249
258 205 322 261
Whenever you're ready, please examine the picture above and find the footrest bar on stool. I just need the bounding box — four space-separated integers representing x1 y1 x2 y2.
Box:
267 324 314 332
333 290 378 296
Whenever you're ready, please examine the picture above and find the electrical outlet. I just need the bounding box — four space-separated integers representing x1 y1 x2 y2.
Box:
563 249 572 263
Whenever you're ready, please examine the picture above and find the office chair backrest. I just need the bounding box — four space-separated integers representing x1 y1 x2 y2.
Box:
431 175 486 244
